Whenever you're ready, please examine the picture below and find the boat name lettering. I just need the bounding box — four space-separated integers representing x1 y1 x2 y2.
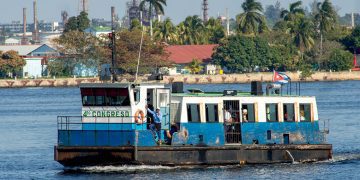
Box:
83 110 130 117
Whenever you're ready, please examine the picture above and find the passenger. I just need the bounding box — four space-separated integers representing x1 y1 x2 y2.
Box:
165 123 179 145
284 113 288 121
146 104 154 129
146 105 162 145
224 108 233 142
300 111 306 121
242 109 248 123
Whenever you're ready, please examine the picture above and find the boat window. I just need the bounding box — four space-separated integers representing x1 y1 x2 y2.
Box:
81 88 130 106
242 104 255 122
300 103 311 122
170 103 181 123
133 89 140 104
187 104 201 122
205 104 219 122
159 93 169 107
266 103 278 122
283 103 295 122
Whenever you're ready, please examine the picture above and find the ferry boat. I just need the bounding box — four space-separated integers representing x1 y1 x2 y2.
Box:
54 81 332 166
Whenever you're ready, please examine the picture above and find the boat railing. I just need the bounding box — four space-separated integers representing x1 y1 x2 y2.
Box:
319 119 330 142
57 116 152 131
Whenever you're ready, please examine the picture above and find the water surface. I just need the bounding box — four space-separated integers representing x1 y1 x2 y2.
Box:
0 81 359 179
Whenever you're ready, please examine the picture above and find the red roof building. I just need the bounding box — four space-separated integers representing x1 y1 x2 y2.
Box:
166 44 218 64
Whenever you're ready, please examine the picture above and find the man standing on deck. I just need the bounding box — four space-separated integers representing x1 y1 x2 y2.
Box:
146 105 162 145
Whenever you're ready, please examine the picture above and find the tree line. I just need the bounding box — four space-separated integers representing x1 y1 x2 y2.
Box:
49 0 360 77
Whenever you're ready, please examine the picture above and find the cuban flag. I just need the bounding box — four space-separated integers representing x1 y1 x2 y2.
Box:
273 71 290 84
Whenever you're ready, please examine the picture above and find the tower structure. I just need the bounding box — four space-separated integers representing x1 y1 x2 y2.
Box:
61 11 69 26
21 8 28 45
79 0 89 13
32 0 40 44
202 0 209 22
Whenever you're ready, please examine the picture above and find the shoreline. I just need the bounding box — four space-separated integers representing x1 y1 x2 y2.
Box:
0 71 359 88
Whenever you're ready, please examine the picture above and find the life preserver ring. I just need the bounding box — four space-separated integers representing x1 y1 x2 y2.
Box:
134 110 145 124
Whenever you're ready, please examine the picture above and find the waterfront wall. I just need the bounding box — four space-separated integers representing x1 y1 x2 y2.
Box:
1 71 360 88
0 77 99 88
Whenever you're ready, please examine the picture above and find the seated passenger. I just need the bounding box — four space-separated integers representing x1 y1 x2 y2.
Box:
165 123 179 145
300 111 306 121
242 109 248 123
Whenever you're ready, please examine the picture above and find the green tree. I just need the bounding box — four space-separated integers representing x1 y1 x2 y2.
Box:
327 49 353 71
130 19 142 31
177 15 205 45
342 26 360 52
139 0 167 37
0 50 26 77
205 18 226 44
104 30 171 74
291 17 315 52
212 35 273 73
280 1 305 22
185 59 203 74
314 0 337 57
153 18 178 43
236 0 268 34
50 31 107 76
63 11 90 33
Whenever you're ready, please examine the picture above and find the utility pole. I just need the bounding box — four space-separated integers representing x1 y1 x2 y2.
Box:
111 6 117 83
226 8 230 36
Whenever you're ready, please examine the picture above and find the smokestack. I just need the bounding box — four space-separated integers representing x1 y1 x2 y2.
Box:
352 13 355 28
202 0 209 23
21 8 28 45
111 6 117 83
80 0 88 13
32 0 40 44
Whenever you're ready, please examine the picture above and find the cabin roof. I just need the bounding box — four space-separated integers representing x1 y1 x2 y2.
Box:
79 82 165 88
80 83 129 88
171 92 311 98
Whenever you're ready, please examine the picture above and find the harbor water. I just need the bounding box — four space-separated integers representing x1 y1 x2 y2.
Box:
0 81 359 179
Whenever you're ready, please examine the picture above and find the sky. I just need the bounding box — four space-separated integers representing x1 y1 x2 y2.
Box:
0 0 359 24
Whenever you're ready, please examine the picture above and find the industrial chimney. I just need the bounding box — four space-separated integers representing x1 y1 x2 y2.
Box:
21 8 28 45
32 0 40 44
351 13 355 28
202 0 209 23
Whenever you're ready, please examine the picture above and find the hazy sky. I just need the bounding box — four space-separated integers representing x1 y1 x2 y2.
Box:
0 0 359 24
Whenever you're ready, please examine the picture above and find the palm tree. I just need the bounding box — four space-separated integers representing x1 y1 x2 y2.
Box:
280 1 305 21
139 0 167 38
177 16 205 45
153 18 178 43
205 18 225 44
315 0 337 57
291 17 315 53
186 59 203 74
236 0 267 34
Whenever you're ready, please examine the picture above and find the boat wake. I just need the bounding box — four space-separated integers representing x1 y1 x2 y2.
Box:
330 152 360 163
62 151 360 174
62 164 243 174
64 165 178 174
